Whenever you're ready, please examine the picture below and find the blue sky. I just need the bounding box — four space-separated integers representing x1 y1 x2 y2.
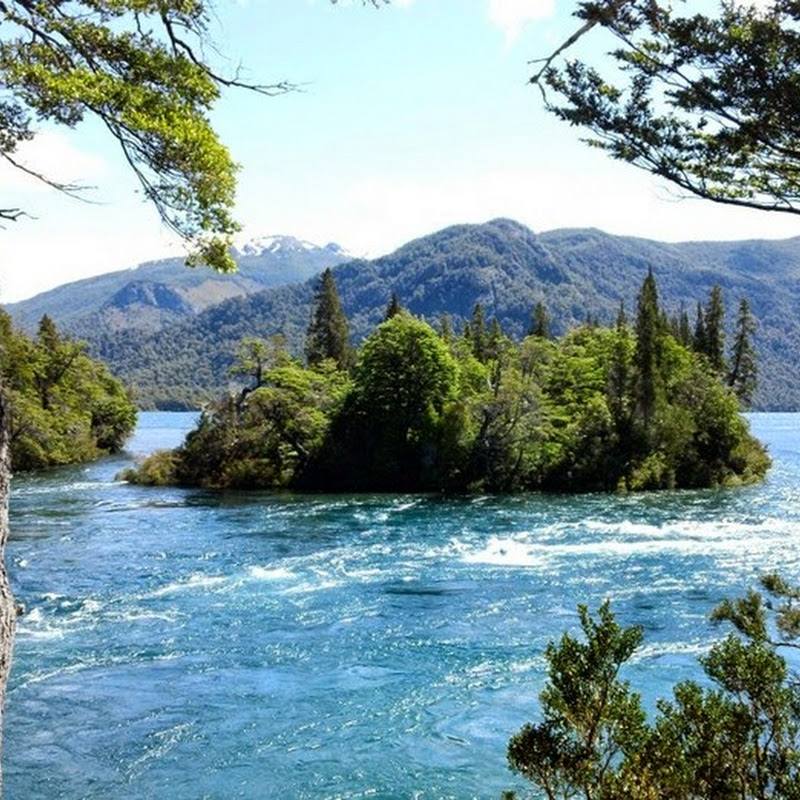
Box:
1 0 796 303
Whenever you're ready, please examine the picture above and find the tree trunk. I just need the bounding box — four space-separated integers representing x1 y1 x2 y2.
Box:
0 385 17 796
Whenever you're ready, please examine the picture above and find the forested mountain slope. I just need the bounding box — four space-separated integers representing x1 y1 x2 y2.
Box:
12 219 800 410
5 236 349 334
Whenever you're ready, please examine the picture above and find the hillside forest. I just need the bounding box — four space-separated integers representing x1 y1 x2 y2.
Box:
0 311 136 471
11 219 800 413
124 269 769 494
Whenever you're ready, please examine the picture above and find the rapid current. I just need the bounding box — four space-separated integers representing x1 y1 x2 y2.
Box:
5 412 800 799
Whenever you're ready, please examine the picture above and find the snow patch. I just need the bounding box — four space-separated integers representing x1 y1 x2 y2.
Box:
232 233 350 259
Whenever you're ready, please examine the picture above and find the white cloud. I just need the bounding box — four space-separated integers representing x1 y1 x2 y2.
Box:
0 130 107 193
0 219 183 304
487 0 556 43
295 164 800 261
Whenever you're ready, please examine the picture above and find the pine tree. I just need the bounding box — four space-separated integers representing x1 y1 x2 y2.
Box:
384 292 401 320
469 302 488 362
634 270 664 437
677 302 692 348
728 298 758 407
704 285 726 373
305 268 350 370
608 304 632 433
529 301 551 339
693 301 708 356
439 313 454 344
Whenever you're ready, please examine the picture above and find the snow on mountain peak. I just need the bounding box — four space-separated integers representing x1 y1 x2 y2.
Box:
232 234 349 258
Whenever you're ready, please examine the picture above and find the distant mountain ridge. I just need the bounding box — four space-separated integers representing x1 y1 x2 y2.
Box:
7 219 800 410
5 235 350 334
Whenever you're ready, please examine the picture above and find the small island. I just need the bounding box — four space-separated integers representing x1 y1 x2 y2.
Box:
123 269 769 493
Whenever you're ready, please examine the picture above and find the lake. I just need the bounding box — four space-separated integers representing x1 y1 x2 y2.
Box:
5 412 800 799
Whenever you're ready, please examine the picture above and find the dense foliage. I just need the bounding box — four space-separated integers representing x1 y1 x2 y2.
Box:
533 0 800 217
0 312 136 471
506 573 800 799
124 272 768 493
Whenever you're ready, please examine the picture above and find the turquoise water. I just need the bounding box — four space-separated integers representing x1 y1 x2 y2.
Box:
5 413 800 799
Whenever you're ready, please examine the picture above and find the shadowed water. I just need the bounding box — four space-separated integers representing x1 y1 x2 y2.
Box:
5 413 800 799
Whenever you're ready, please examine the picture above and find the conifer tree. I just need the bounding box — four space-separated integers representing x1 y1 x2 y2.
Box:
608 304 632 434
693 301 708 357
305 268 351 370
728 298 758 407
633 270 664 437
677 302 692 348
384 292 402 320
529 301 551 339
704 285 726 373
469 302 488 362
439 313 454 344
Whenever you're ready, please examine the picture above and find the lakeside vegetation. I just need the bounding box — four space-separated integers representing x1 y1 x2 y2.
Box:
123 269 768 493
0 311 136 471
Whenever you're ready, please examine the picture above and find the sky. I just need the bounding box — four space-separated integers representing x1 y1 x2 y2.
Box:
1 0 797 303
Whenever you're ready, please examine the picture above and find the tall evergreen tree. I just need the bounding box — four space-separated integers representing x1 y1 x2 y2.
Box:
633 270 664 437
677 302 692 348
305 268 351 370
384 292 402 320
693 301 708 357
529 301 551 339
439 313 454 344
608 306 632 434
704 285 726 373
469 302 488 362
728 298 758 407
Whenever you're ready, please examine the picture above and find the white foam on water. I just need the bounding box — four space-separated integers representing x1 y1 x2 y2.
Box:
112 609 181 625
462 536 546 568
283 578 342 596
147 573 228 598
247 565 295 581
632 639 712 663
458 515 800 568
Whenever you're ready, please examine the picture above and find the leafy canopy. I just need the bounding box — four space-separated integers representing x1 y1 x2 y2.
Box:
126 274 770 493
532 0 800 216
0 0 295 270
0 310 136 470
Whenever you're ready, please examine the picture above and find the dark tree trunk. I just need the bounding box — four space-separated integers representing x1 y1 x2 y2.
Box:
0 385 16 795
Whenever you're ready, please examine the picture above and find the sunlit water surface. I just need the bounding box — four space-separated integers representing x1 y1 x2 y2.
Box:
5 412 800 799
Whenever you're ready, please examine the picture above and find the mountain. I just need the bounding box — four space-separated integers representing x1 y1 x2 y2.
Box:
5 235 351 335
9 219 800 410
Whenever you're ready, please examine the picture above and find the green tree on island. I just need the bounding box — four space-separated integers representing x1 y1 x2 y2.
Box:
0 311 136 471
126 271 770 494
311 310 461 491
729 298 759 408
305 268 351 370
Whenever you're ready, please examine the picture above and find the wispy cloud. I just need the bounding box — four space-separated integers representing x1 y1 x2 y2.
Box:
487 0 555 44
0 130 106 193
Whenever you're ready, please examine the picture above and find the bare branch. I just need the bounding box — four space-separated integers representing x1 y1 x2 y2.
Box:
529 18 601 89
2 151 94 201
0 208 28 223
